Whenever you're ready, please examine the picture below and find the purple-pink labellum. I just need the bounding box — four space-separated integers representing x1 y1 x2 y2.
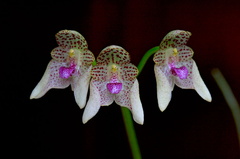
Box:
171 66 188 79
107 82 122 94
59 65 76 79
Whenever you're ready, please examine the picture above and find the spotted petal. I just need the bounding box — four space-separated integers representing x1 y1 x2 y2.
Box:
56 30 88 50
114 79 143 124
82 81 101 124
177 45 194 62
30 60 71 99
96 45 130 65
192 60 212 102
96 80 115 106
122 63 138 80
73 65 92 109
50 46 68 62
130 80 144 125
115 80 134 108
91 64 115 105
153 49 167 65
79 49 95 66
160 30 191 49
91 65 108 81
173 60 211 101
154 64 174 111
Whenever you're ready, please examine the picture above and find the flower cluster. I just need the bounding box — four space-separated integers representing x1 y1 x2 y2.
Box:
30 29 211 125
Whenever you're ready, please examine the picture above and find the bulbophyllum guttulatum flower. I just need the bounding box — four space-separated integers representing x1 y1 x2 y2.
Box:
82 45 144 124
30 30 95 109
153 30 212 111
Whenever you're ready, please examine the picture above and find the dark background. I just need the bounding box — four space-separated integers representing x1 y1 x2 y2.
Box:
2 0 240 158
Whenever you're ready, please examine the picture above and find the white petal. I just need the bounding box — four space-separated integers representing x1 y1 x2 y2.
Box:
154 64 174 111
73 66 92 109
192 60 212 102
130 79 144 125
30 69 51 99
82 80 101 124
30 60 70 99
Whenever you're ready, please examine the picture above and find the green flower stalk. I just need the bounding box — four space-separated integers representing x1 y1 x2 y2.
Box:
137 46 160 75
211 68 240 150
121 46 160 159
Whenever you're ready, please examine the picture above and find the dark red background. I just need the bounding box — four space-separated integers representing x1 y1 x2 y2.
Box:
2 0 240 158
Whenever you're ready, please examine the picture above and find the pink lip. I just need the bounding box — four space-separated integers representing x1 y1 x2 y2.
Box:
107 83 123 94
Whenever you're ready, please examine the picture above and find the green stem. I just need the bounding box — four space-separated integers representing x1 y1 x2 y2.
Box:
121 46 160 159
211 68 240 151
137 46 160 75
121 107 142 159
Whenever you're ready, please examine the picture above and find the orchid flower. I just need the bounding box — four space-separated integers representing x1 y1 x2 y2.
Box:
30 30 95 109
153 30 212 111
82 45 144 124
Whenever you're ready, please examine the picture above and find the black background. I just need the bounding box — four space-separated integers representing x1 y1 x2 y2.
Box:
2 0 240 158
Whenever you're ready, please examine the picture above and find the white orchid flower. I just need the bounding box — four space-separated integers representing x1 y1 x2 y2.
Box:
153 30 212 111
30 30 95 109
82 45 144 124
